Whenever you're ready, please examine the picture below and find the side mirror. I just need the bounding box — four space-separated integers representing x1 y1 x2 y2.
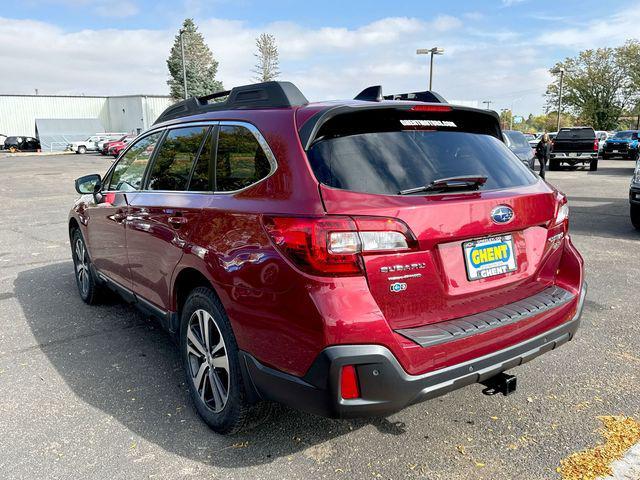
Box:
75 174 102 195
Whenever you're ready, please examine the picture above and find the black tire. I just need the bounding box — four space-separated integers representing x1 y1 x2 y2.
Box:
632 205 640 231
589 158 598 171
71 228 104 304
180 287 264 434
77 145 87 154
549 158 560 171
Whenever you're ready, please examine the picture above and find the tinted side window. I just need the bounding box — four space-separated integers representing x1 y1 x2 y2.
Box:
108 132 162 191
215 125 271 192
147 126 208 191
189 128 215 191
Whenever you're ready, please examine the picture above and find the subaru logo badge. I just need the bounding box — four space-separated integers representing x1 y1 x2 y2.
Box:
490 205 514 224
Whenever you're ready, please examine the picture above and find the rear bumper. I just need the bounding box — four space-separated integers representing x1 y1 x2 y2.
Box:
241 282 587 418
550 152 597 160
629 185 640 205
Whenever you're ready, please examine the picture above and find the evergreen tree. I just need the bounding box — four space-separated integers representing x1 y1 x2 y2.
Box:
253 33 280 83
167 19 223 100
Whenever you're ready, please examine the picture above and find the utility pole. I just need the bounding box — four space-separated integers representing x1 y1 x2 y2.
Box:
179 28 188 100
483 100 493 110
417 47 444 90
551 67 565 132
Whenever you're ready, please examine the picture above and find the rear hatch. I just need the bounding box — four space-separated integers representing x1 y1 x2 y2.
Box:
552 127 596 153
302 104 563 330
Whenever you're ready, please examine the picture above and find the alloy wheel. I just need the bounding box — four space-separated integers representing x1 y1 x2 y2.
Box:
74 237 90 297
186 309 230 413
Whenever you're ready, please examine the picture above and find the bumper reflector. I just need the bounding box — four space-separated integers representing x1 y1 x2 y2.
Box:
340 365 360 399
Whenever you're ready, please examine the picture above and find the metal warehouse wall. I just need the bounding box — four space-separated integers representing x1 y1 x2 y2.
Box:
0 95 109 137
0 95 173 138
107 96 173 134
143 96 175 129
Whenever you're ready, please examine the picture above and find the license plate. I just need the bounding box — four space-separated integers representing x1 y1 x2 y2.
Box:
463 235 517 281
613 149 619 153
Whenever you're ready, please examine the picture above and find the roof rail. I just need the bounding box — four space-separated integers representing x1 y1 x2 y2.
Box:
154 81 309 125
354 85 447 104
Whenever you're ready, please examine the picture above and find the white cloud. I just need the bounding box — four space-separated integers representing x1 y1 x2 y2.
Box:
1 5 638 116
536 8 640 49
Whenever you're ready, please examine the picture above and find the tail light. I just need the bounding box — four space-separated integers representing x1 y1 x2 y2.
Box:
593 139 599 151
262 215 418 276
553 196 569 230
548 198 569 250
340 365 360 399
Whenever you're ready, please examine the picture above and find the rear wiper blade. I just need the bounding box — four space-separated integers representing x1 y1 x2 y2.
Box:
398 175 488 195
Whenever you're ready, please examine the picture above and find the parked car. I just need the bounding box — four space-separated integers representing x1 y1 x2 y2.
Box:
70 81 586 434
528 132 556 149
69 133 126 154
96 134 126 153
108 136 136 157
102 135 135 156
503 130 535 169
630 162 640 229
0 134 7 150
549 127 598 171
4 136 40 153
602 130 639 160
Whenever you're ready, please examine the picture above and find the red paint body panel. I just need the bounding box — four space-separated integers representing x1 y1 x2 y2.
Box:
70 101 585 382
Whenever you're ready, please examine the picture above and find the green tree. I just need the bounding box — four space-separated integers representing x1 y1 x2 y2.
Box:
499 109 513 130
545 45 637 130
167 19 223 100
253 33 280 82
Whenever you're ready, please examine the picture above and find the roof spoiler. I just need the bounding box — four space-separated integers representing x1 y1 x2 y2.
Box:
154 81 309 124
354 85 447 104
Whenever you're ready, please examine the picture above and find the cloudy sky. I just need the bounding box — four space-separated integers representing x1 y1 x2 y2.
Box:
1 0 639 115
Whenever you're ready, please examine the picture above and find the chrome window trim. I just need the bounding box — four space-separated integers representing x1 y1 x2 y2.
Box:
130 120 278 195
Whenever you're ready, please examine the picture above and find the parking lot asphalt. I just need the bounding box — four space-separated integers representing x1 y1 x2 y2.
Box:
0 154 638 480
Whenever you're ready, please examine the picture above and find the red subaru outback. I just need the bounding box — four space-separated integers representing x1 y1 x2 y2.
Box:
70 81 586 434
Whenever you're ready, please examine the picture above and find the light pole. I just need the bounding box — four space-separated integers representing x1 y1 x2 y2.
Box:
483 100 493 110
417 47 444 90
179 28 188 100
551 67 565 132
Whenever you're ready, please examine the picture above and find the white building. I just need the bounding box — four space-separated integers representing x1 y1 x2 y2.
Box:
0 94 174 150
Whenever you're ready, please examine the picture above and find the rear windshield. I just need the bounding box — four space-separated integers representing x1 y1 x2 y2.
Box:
556 128 595 140
307 110 536 196
613 131 638 140
504 131 530 148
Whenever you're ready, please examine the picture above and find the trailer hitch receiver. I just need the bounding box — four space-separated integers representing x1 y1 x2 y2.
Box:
481 372 517 396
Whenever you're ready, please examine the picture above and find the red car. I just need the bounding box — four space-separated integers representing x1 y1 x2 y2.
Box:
101 135 135 156
70 81 585 434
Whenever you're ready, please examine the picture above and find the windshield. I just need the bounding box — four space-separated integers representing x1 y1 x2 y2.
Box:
613 131 637 140
504 131 530 148
307 130 536 196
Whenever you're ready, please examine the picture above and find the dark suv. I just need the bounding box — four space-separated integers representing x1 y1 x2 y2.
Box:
4 136 40 153
70 81 586 434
